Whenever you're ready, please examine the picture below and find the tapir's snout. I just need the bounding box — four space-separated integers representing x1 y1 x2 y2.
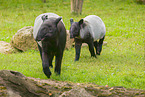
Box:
36 34 45 41
36 35 42 41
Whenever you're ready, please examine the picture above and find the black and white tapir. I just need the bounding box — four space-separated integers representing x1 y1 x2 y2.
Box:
33 13 66 78
70 15 106 61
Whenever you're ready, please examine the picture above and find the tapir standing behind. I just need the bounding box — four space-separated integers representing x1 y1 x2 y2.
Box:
70 15 106 61
33 13 66 78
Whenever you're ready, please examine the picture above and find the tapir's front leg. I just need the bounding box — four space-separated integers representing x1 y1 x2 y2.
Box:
42 51 51 78
75 42 82 61
55 52 63 75
49 53 54 68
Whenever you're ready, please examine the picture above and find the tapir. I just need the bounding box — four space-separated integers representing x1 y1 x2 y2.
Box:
70 15 106 61
33 13 66 78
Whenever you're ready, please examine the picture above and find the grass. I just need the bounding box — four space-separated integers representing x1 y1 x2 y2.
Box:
0 0 145 90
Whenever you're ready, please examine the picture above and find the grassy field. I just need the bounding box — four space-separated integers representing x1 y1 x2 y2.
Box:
0 0 145 90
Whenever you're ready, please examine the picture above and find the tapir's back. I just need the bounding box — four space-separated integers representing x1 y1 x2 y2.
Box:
84 15 106 41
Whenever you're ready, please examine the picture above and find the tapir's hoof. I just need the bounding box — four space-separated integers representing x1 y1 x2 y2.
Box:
75 59 79 61
55 69 61 75
91 55 96 58
43 70 51 78
55 72 61 76
46 72 51 78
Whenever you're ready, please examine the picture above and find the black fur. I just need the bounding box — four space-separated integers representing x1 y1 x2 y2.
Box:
36 16 66 78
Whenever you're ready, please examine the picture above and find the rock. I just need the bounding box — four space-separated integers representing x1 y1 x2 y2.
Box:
0 41 19 54
59 86 92 97
10 26 38 51
65 30 74 50
10 27 73 52
103 41 107 45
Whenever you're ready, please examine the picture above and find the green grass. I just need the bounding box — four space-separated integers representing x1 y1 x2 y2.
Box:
0 0 145 90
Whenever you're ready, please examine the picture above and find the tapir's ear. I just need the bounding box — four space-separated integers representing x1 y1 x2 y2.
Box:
55 17 62 25
70 18 74 25
41 15 48 22
78 19 84 26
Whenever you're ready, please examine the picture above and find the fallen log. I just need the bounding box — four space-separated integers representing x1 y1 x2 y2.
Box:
0 70 145 97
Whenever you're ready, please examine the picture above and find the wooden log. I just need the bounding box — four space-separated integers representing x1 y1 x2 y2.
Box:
0 70 145 97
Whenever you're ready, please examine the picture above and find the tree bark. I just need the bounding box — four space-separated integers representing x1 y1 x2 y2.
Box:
43 0 46 3
71 0 83 15
0 70 145 97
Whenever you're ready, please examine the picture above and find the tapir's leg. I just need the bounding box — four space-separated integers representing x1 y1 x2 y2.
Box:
55 52 63 75
98 36 105 55
75 42 82 61
88 40 96 58
49 54 54 68
42 51 51 78
94 41 99 55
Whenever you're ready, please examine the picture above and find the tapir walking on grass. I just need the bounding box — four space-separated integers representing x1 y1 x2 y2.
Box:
70 15 106 61
33 13 66 78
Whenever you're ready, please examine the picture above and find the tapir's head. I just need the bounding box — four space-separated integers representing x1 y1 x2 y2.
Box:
69 18 84 38
36 15 62 41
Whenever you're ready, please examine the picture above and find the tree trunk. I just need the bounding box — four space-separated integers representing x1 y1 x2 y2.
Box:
71 0 83 15
43 0 46 3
